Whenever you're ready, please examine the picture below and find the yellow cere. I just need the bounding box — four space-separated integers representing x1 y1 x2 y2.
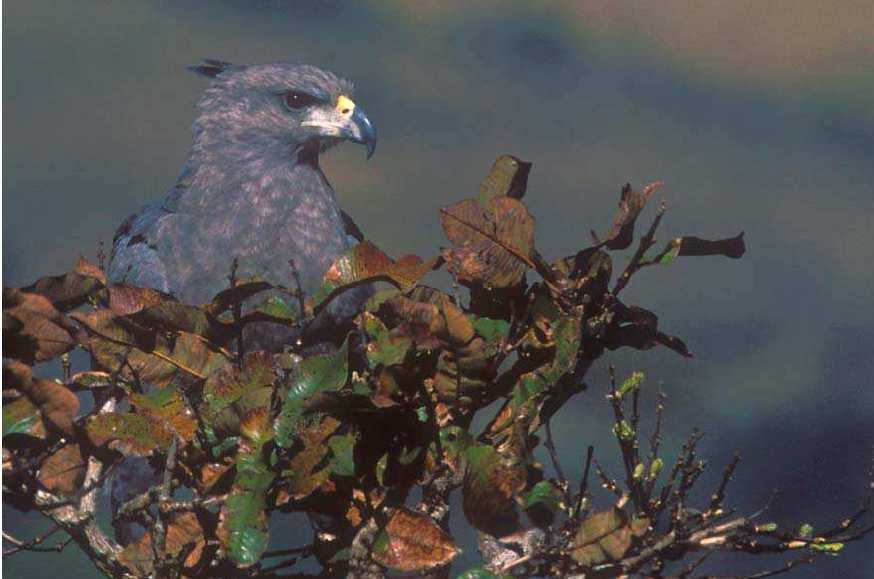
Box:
335 95 356 116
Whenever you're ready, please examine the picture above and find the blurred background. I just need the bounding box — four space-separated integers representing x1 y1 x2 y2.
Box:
3 1 873 577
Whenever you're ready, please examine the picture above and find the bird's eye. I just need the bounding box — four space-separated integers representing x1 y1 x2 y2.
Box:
283 91 320 110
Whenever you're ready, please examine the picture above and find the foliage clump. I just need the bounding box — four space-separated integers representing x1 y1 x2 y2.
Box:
3 156 871 577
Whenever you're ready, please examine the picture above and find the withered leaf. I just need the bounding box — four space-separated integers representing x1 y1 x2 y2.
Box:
106 283 171 315
3 289 75 364
656 233 746 263
277 417 340 504
603 181 662 250
119 511 205 574
571 508 649 565
440 196 535 288
206 277 274 316
38 443 85 495
3 360 79 436
130 385 197 443
477 155 531 205
21 257 106 311
314 242 438 312
372 507 458 572
86 412 173 456
462 443 526 536
73 309 228 385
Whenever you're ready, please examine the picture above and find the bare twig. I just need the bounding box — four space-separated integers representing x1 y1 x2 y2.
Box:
543 420 571 508
710 452 742 510
574 445 595 518
613 199 667 296
2 527 66 557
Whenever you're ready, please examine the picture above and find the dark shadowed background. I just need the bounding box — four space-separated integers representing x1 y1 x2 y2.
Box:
3 1 873 577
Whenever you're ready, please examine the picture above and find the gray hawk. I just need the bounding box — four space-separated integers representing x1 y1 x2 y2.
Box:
107 59 376 348
105 60 376 544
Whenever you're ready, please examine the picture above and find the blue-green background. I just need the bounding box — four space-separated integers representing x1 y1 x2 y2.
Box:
4 1 873 577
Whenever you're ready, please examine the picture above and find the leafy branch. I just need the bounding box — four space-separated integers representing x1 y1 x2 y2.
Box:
3 155 869 578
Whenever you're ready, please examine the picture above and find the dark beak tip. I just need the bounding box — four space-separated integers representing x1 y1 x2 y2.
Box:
351 107 377 160
365 135 377 160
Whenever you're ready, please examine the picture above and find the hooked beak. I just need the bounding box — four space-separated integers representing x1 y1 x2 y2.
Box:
349 106 377 159
301 95 377 159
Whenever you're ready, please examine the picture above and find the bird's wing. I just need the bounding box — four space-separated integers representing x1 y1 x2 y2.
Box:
106 202 173 291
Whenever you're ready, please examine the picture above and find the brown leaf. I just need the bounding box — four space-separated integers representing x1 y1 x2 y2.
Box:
38 443 85 495
130 386 197 443
199 462 233 494
462 444 526 536
571 508 649 565
277 417 340 503
21 257 106 311
383 292 475 348
664 233 746 259
603 181 662 250
372 507 458 572
3 289 75 364
477 155 532 205
316 242 438 310
440 196 535 288
72 309 229 385
73 256 107 285
22 257 106 312
166 511 206 568
86 413 173 456
4 360 79 436
107 283 171 315
118 511 205 574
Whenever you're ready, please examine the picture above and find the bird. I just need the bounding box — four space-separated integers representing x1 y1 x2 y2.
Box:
107 59 377 348
105 60 377 544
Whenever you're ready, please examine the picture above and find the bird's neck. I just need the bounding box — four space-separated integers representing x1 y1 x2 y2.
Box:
176 127 331 211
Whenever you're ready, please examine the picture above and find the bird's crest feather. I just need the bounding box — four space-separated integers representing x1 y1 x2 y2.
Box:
187 59 233 79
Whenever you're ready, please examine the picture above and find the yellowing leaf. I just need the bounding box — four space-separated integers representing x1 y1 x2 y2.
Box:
372 508 458 572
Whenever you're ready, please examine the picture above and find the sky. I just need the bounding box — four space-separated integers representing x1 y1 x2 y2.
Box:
3 1 873 577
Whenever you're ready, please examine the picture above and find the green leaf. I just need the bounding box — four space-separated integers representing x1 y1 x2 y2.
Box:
255 295 300 321
810 542 844 554
617 371 644 398
361 313 412 369
612 420 634 441
658 240 682 265
469 315 510 343
220 489 269 567
648 458 664 480
218 443 274 567
275 341 348 447
521 480 562 511
798 523 814 538
328 433 355 477
3 397 41 437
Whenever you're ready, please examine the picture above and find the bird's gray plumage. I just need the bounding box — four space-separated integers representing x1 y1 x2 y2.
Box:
106 61 376 544
108 62 376 344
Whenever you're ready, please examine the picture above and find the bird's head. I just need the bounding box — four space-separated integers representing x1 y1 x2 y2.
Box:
190 60 377 161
